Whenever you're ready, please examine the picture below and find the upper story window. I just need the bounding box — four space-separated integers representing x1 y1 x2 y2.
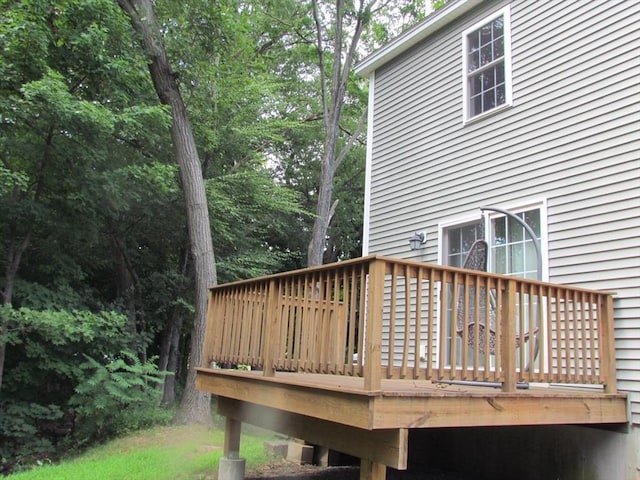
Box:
462 6 512 121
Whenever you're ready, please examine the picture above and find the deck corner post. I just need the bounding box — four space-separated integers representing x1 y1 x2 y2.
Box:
364 258 385 391
600 294 618 394
263 278 279 377
501 279 517 392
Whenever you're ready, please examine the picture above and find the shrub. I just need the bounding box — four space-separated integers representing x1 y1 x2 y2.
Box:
68 351 170 447
0 402 63 474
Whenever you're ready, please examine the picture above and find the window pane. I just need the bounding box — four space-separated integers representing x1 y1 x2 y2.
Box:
444 221 484 267
480 44 493 67
461 224 477 251
492 217 506 245
492 18 504 38
471 93 482 117
469 30 480 52
449 230 461 254
493 36 504 59
468 50 479 72
525 241 537 271
510 243 524 273
492 245 506 274
482 68 495 89
480 24 492 46
495 64 505 85
508 216 523 242
483 89 495 111
496 83 506 106
524 209 541 236
471 73 482 95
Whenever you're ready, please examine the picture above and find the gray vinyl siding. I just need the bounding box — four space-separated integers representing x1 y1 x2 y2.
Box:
365 0 640 421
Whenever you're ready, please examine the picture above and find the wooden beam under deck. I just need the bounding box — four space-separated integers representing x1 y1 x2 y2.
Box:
218 397 408 470
196 368 628 431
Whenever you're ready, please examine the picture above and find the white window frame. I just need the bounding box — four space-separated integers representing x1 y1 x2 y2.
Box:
462 5 513 123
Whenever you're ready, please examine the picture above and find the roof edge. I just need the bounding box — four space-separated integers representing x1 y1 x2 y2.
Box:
355 0 485 77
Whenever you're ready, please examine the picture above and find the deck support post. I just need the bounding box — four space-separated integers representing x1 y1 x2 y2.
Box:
219 416 245 480
501 279 517 393
360 458 387 480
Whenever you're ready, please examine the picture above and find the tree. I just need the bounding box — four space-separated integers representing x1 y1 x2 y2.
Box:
305 0 369 266
304 0 427 266
0 0 161 390
117 0 216 425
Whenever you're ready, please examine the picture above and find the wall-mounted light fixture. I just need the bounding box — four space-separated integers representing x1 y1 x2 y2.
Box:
408 231 427 250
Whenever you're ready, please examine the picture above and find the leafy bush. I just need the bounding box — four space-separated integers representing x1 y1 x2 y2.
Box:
0 307 172 473
68 351 170 447
0 402 63 474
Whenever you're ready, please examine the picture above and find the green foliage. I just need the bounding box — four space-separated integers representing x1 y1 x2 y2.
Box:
69 352 170 445
0 402 62 474
0 307 171 472
205 167 310 281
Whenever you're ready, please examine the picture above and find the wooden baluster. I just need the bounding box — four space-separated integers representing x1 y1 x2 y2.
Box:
401 265 411 379
414 266 424 380
262 278 279 377
347 266 358 375
501 279 517 392
388 264 397 379
425 268 435 381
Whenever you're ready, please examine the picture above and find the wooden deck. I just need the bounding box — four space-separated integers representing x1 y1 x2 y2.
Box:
195 256 627 479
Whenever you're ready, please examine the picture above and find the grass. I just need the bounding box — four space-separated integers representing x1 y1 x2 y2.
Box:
7 424 276 480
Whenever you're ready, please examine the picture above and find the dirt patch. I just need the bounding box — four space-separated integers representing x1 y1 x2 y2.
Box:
246 459 472 480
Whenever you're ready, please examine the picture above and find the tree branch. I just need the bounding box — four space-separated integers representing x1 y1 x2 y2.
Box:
335 106 367 168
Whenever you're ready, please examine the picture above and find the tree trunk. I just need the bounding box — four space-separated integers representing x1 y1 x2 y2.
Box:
307 145 337 266
306 0 367 267
118 0 216 425
0 232 29 391
160 310 184 405
0 125 53 391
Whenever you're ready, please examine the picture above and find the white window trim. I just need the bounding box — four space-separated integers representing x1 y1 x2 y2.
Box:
362 72 375 256
461 5 513 123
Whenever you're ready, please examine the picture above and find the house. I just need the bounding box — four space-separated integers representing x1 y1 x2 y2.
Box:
196 1 637 479
355 0 640 477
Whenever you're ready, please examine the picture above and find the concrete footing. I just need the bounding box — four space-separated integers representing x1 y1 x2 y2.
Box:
218 456 246 480
287 441 314 464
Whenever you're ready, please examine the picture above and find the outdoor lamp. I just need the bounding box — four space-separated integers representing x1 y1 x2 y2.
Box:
409 231 427 250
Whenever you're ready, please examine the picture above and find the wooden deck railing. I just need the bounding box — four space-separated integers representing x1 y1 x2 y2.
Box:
202 256 618 393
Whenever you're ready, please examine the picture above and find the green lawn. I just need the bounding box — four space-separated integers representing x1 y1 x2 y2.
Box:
8 424 275 480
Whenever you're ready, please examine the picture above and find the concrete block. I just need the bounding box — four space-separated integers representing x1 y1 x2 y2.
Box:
264 440 288 458
286 442 314 464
